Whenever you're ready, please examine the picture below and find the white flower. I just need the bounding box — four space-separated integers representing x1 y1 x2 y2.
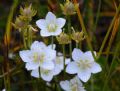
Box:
19 41 56 70
2 89 6 91
31 55 68 82
36 12 66 37
66 48 102 82
60 76 86 91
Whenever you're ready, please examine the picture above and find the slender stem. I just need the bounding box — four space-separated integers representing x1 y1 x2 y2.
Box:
51 36 54 49
73 0 96 60
105 17 120 69
28 28 32 48
62 45 66 76
38 67 41 91
102 41 120 91
23 30 27 49
97 4 120 59
91 75 94 91
93 0 101 32
76 43 79 48
2 66 7 91
67 16 72 60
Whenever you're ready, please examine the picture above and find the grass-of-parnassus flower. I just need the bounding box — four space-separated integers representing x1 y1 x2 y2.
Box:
19 41 56 70
31 54 70 82
66 48 102 82
36 12 66 37
60 76 86 91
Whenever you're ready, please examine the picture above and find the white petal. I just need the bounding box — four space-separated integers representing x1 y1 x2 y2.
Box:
40 68 53 82
46 12 56 22
31 68 40 78
30 41 46 51
56 18 66 28
25 62 39 70
52 67 62 75
78 71 91 82
55 56 64 69
19 50 32 62
45 48 56 61
40 29 51 37
70 76 83 86
47 44 56 49
60 80 70 90
72 48 84 61
50 29 62 36
84 51 96 62
65 58 71 65
91 62 102 73
66 62 78 74
36 19 47 30
2 89 6 91
40 60 54 70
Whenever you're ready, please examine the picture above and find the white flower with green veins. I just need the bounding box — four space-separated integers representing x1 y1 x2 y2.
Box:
36 12 66 37
66 48 102 82
19 41 56 70
60 76 86 91
31 55 70 82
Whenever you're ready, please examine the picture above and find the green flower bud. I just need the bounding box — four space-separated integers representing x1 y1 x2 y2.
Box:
13 16 28 30
71 31 85 43
60 0 79 15
56 32 71 44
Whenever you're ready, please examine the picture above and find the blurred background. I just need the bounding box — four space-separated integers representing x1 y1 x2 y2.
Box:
0 0 120 91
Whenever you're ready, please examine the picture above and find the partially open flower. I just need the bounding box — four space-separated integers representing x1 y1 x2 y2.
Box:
56 32 71 44
71 30 85 43
60 0 79 15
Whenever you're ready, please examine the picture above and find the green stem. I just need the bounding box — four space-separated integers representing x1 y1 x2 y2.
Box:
97 4 120 59
67 16 72 60
76 43 79 48
38 67 41 91
73 0 96 60
51 36 54 49
93 0 101 32
102 41 120 91
28 28 32 48
2 66 7 91
23 30 27 49
91 75 94 91
62 45 66 76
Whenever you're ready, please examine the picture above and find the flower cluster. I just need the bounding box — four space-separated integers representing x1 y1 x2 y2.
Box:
19 11 102 91
13 4 37 31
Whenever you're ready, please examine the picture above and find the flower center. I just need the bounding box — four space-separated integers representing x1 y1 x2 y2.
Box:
33 52 45 63
47 23 57 32
77 60 92 70
41 69 50 75
71 84 78 91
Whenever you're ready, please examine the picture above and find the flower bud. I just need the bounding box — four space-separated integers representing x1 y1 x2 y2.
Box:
56 32 71 44
20 4 37 18
71 31 85 43
13 16 27 30
60 0 79 15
